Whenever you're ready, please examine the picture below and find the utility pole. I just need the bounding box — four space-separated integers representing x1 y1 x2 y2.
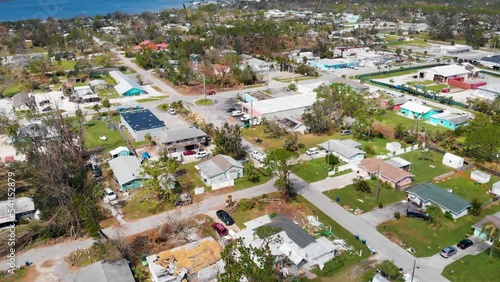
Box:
411 260 417 282
266 68 269 90
203 73 206 100
327 142 330 175
375 165 381 206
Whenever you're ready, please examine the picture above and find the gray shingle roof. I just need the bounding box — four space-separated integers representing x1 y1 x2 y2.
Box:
261 215 315 248
195 155 243 178
75 259 135 282
407 183 471 214
108 156 143 186
153 127 207 144
319 139 365 159
472 212 500 230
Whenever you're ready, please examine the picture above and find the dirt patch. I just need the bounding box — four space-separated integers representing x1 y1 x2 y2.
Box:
383 232 405 247
40 260 54 268
265 199 311 223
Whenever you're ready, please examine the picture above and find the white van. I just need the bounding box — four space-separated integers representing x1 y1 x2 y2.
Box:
306 147 320 156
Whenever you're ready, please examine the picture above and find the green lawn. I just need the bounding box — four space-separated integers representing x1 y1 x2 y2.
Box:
357 137 392 157
426 84 453 92
442 249 500 282
377 202 500 257
324 180 407 212
83 118 127 153
379 111 448 134
97 89 118 99
398 150 453 183
195 98 214 106
136 97 165 103
367 69 420 79
242 126 284 152
121 189 174 220
54 60 76 70
233 169 272 190
408 80 435 86
435 175 493 204
176 161 207 189
292 158 330 183
4 84 22 96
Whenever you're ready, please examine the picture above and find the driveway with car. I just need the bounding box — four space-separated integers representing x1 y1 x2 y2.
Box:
359 201 411 227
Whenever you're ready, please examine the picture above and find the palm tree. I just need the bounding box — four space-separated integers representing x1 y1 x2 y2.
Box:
102 98 111 113
481 222 499 258
353 177 371 193
145 133 153 145
92 104 101 116
425 205 444 228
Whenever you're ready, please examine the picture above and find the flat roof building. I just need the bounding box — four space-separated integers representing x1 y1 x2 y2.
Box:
241 93 317 120
153 127 207 152
120 109 166 141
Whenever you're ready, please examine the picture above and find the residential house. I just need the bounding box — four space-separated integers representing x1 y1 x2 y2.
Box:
406 183 471 219
244 58 276 75
12 93 35 111
288 51 319 64
133 40 168 51
385 157 412 171
75 259 135 282
146 237 224 282
492 181 500 196
380 97 407 111
109 70 147 96
318 139 366 164
442 153 464 169
120 109 166 141
358 158 414 189
17 122 54 143
194 155 244 190
234 215 337 270
399 101 439 120
152 127 207 152
472 212 500 242
109 146 133 159
89 79 109 91
71 86 100 103
0 197 36 228
108 156 144 191
428 113 471 130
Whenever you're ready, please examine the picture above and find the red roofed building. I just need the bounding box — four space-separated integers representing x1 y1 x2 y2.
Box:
134 40 169 52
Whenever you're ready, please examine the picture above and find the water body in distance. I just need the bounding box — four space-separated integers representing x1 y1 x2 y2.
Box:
0 0 192 22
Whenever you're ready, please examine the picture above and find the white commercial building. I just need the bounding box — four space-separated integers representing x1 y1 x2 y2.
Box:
241 93 317 120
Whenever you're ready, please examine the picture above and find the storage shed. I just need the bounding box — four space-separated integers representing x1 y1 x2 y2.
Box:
442 153 464 169
470 170 491 184
492 181 500 196
385 142 402 152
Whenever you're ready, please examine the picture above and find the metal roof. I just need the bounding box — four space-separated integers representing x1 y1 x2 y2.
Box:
195 155 243 178
153 127 207 144
407 183 471 215
318 139 365 159
109 70 146 95
425 65 471 77
75 259 135 282
400 101 435 114
430 112 470 125
0 197 35 224
108 156 143 186
242 93 317 116
121 109 165 132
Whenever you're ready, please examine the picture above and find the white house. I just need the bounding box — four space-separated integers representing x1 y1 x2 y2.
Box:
470 170 491 184
475 84 500 101
318 139 366 165
0 197 36 228
385 142 402 153
442 153 464 169
492 181 500 196
195 155 244 190
234 215 336 270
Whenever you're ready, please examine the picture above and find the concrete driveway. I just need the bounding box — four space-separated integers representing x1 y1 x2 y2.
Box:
419 237 491 273
359 201 411 227
310 171 359 192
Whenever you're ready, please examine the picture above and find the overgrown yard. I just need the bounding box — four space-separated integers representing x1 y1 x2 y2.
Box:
377 202 500 258
176 161 207 190
241 126 284 151
435 175 493 204
398 150 453 183
378 111 448 134
292 158 330 183
83 118 127 153
442 248 500 282
121 189 175 220
324 180 407 213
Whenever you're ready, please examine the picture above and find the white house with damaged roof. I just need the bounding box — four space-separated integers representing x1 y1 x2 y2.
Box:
195 155 244 190
318 139 366 165
407 183 471 219
234 214 336 270
12 93 36 111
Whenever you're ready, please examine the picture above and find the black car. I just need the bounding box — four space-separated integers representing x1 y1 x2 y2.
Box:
216 210 234 226
226 107 237 113
406 210 431 221
92 165 102 177
457 239 473 250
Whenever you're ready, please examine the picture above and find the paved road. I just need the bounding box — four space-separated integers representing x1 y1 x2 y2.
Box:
0 180 277 273
291 174 450 282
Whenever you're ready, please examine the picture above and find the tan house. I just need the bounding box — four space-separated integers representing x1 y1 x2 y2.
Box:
358 158 414 190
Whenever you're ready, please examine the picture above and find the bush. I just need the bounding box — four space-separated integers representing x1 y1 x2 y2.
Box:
444 211 453 220
370 174 378 180
317 257 346 277
269 212 278 218
362 144 375 155
378 202 384 209
394 212 401 219
237 198 255 211
118 66 127 72
405 135 416 144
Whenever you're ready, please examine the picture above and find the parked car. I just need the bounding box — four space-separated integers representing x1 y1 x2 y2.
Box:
457 239 473 250
92 165 102 178
104 188 117 202
306 147 320 156
167 108 177 115
39 100 50 106
240 114 251 122
207 90 216 96
183 150 196 156
406 210 431 221
237 157 250 164
41 106 52 112
226 107 237 113
251 150 266 162
216 210 234 226
212 222 229 236
440 246 457 258
195 151 209 159
231 110 244 117
341 129 352 136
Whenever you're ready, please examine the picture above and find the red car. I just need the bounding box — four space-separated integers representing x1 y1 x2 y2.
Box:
182 150 196 156
207 90 216 96
212 222 228 237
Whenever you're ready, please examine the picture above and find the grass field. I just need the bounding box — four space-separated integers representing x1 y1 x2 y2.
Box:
233 169 272 190
367 69 419 79
377 202 500 258
242 126 284 151
397 150 453 183
4 84 22 97
136 97 165 103
292 157 330 183
83 118 127 153
53 60 76 70
435 175 493 204
176 161 207 189
121 189 174 220
442 249 500 282
195 98 214 106
379 111 448 134
324 180 407 212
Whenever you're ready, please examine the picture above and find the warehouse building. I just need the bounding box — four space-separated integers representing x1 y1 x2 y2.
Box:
241 93 317 120
120 109 166 141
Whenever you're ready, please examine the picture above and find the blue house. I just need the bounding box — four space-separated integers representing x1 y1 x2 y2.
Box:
428 113 471 130
109 146 134 159
308 58 359 71
400 101 440 120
